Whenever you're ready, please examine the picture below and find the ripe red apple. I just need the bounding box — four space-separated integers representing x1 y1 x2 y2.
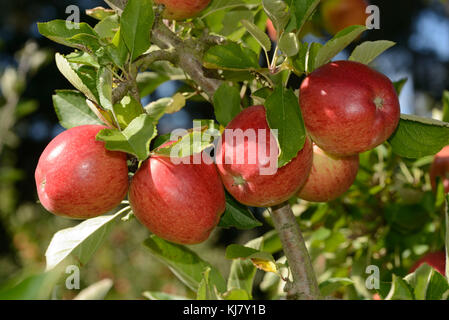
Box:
429 145 449 193
216 105 313 207
154 0 211 20
321 0 369 35
299 60 400 156
410 251 446 275
129 146 225 244
297 144 359 202
35 125 129 219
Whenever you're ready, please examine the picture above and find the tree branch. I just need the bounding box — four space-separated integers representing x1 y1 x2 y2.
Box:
270 202 321 300
150 19 222 99
106 0 320 300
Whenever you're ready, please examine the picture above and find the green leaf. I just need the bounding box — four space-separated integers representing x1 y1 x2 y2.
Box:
204 42 260 71
142 291 188 300
349 40 396 65
154 121 218 158
120 0 154 61
393 78 408 96
45 207 128 271
37 20 100 51
143 235 227 293
265 86 306 167
242 10 269 55
241 19 271 53
290 0 320 34
113 95 144 129
385 275 414 300
144 93 186 121
213 83 242 126
225 244 276 264
218 193 262 230
0 268 63 300
227 231 281 298
306 42 323 73
222 288 250 300
55 53 99 103
278 32 299 57
405 264 449 300
289 42 309 75
197 268 219 300
388 114 449 159
73 279 113 300
110 28 129 67
96 66 113 110
96 114 157 161
65 51 100 68
94 15 120 40
53 90 103 129
262 0 289 33
86 7 116 20
227 237 263 298
314 25 367 69
442 91 449 123
319 277 354 297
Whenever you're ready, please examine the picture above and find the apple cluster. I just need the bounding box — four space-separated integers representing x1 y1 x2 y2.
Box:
35 59 401 245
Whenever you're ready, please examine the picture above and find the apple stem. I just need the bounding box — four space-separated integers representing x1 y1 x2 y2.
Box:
270 202 321 300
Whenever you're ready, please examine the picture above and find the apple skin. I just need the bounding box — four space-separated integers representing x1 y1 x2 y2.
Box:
297 144 359 202
216 105 313 207
429 145 449 193
35 125 129 219
321 0 369 35
410 251 446 275
299 60 400 156
154 0 211 20
266 19 277 42
129 149 225 245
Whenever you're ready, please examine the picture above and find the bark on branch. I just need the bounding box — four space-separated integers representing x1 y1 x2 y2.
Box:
270 202 321 300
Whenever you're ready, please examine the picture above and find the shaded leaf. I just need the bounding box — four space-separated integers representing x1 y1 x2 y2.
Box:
143 235 227 293
265 86 306 167
53 90 103 129
213 83 242 126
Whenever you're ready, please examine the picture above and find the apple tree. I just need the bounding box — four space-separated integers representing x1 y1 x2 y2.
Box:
2 0 449 300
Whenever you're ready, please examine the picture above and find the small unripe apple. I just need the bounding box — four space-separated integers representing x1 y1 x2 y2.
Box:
429 145 449 193
297 144 359 202
154 0 211 20
129 146 225 244
321 0 369 35
35 125 129 219
410 251 446 275
216 105 313 207
300 60 400 156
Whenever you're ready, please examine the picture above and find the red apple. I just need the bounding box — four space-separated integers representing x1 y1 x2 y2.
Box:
321 0 369 35
35 125 129 219
429 145 449 193
298 144 359 202
154 0 211 20
266 19 277 42
216 105 313 207
410 251 446 275
129 145 225 244
299 60 400 156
